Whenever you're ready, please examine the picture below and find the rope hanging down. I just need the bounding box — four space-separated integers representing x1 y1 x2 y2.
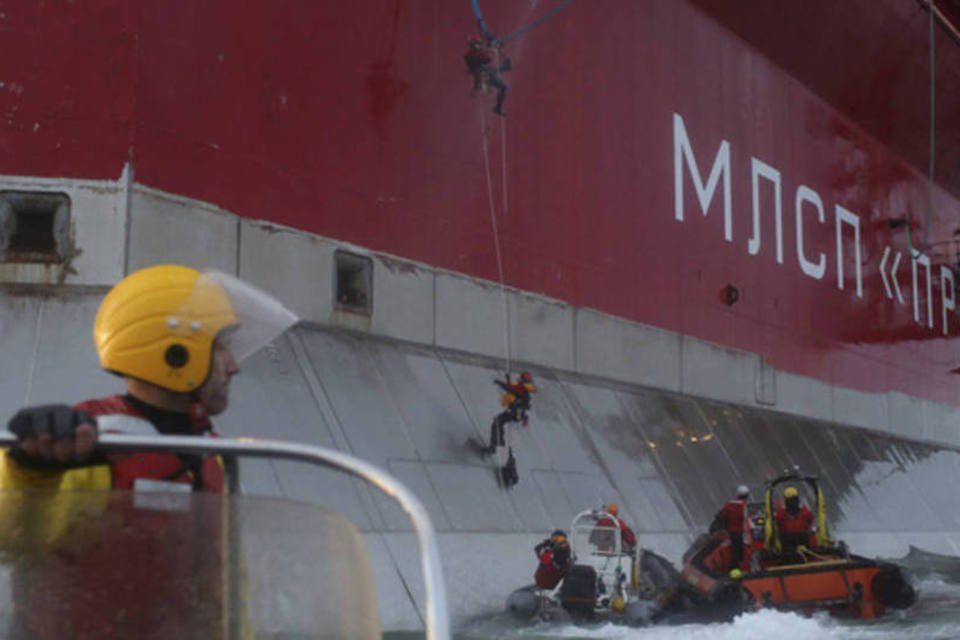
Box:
469 0 573 372
478 107 512 373
906 1 938 260
925 0 935 252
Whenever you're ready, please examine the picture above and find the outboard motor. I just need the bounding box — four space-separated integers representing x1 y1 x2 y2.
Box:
872 564 918 610
559 565 597 618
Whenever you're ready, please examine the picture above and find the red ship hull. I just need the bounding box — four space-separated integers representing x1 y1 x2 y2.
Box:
1 1 959 403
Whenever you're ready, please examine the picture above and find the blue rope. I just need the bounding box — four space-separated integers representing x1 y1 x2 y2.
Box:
502 0 573 43
471 0 573 44
470 0 496 40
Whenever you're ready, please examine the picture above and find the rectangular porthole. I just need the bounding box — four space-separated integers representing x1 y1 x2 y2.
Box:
0 191 71 263
334 250 372 315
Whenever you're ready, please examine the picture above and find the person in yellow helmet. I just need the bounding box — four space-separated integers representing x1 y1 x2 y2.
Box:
774 486 815 552
0 264 297 637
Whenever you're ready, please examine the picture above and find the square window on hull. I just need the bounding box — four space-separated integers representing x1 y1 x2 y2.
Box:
335 250 372 315
0 191 71 264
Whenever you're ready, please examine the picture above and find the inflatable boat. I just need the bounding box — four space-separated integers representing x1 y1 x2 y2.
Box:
679 473 916 620
506 508 682 625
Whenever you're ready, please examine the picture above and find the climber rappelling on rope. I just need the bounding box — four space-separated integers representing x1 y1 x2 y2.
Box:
465 0 573 117
464 35 511 116
462 0 574 488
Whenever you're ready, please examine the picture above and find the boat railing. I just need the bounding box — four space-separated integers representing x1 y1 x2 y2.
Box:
0 432 451 640
572 509 623 558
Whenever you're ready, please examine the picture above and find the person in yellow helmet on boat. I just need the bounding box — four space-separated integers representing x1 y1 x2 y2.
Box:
774 486 815 551
0 264 297 638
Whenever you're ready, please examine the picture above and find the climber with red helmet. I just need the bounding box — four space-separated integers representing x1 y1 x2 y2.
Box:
487 371 537 446
483 370 537 487
464 34 510 116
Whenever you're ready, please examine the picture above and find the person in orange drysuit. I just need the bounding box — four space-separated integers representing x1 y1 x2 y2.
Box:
711 485 750 568
775 486 815 551
591 503 637 553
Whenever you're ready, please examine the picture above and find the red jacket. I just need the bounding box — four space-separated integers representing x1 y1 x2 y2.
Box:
775 505 814 535
595 515 637 548
79 395 224 491
534 548 570 589
1 394 227 638
718 499 746 535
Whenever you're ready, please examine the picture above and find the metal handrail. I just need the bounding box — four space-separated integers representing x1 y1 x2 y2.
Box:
0 432 450 640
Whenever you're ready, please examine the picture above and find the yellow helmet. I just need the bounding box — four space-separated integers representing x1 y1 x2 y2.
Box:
784 486 799 499
610 594 626 612
94 265 238 393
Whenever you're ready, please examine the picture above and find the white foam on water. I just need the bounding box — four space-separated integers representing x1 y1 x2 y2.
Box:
535 609 842 640
467 575 960 640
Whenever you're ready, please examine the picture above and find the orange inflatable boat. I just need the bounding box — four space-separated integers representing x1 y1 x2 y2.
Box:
680 473 916 620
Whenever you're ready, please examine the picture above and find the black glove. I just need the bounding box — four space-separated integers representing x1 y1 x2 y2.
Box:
7 404 98 468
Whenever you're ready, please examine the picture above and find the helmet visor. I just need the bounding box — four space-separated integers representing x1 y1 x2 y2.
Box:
186 271 299 363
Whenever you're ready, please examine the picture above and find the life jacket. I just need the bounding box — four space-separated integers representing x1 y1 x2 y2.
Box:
534 547 570 589
500 381 536 408
618 519 637 548
79 395 224 492
0 394 228 638
775 505 814 535
719 499 746 535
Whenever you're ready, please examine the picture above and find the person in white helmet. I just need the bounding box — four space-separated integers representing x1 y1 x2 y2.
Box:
710 485 750 569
